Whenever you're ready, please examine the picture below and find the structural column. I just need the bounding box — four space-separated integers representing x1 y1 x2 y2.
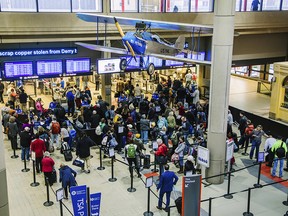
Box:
206 0 236 184
100 40 112 105
0 124 9 215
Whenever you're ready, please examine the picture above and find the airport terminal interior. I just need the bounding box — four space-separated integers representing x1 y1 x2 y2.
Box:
0 0 288 216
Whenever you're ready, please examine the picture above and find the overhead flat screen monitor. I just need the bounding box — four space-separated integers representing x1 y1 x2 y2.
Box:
65 58 91 75
36 59 63 77
4 61 33 79
97 58 121 74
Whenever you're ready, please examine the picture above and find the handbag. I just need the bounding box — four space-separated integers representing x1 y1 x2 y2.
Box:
72 157 85 168
157 155 168 165
171 153 179 162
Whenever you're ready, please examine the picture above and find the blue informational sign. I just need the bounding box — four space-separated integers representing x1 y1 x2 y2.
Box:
0 47 78 57
90 193 101 216
70 185 88 216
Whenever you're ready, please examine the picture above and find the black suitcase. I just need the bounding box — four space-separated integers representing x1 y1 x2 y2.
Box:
64 150 73 161
175 196 182 214
51 169 57 183
143 154 150 169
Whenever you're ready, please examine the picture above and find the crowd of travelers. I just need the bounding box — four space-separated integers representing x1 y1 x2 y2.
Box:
1 70 288 202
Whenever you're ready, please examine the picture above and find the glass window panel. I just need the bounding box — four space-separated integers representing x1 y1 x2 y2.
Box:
72 0 102 12
0 0 36 12
38 0 71 12
262 0 280 10
166 0 189 12
283 0 288 10
139 0 162 12
247 0 259 11
110 0 138 12
190 0 213 12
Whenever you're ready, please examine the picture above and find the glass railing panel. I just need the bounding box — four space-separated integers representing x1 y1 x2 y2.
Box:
72 0 102 12
0 0 37 12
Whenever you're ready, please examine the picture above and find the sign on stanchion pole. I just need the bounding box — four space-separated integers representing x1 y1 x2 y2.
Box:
254 152 264 188
243 188 254 216
151 142 158 173
56 188 64 216
143 177 153 216
224 139 234 199
30 152 39 187
70 185 88 216
108 148 117 182
43 177 54 207
90 192 101 216
21 151 30 172
97 146 105 170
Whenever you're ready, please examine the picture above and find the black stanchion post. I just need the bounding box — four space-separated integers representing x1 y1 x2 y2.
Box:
243 188 253 216
21 152 30 172
109 157 117 182
11 148 19 159
167 206 170 216
224 160 233 199
151 154 158 173
43 177 54 207
87 187 91 216
209 197 212 216
30 160 39 187
143 187 153 216
97 146 105 170
254 162 262 188
127 167 136 192
59 200 63 216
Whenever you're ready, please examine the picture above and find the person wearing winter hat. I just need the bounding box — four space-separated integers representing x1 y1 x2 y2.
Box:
184 155 196 176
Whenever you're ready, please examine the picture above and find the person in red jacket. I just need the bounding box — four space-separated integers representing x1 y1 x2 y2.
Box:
42 151 55 186
31 133 46 173
154 138 168 175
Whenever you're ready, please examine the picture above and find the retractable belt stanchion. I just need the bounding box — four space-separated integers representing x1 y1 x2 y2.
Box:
59 200 63 216
109 149 117 182
21 151 30 172
127 166 136 193
253 162 263 188
224 159 233 199
43 177 54 207
151 153 158 173
30 159 39 187
208 197 212 216
97 146 105 170
11 145 19 159
143 187 153 216
283 191 288 206
243 188 253 216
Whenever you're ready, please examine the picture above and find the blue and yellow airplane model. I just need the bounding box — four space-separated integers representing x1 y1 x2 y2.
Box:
76 13 212 75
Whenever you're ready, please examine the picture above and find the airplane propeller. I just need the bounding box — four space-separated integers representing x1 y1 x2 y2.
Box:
114 17 137 61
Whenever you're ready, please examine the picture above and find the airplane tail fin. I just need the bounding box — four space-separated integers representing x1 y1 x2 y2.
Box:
174 35 185 50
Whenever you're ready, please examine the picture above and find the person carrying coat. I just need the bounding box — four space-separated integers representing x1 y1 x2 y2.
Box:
59 163 77 199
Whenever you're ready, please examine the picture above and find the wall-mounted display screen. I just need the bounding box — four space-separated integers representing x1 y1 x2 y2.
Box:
4 61 33 78
66 58 91 75
97 58 121 74
36 59 63 77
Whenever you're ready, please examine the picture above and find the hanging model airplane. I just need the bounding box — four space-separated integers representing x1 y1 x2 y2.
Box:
76 13 213 75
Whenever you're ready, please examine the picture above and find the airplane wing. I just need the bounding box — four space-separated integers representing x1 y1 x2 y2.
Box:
75 42 129 55
149 53 211 65
77 13 213 33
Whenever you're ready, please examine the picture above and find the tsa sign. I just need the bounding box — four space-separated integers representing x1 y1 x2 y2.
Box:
90 192 101 216
226 139 234 162
70 185 88 216
197 146 209 168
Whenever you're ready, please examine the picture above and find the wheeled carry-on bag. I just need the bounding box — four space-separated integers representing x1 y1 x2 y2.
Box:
63 150 73 161
175 196 182 214
143 154 150 169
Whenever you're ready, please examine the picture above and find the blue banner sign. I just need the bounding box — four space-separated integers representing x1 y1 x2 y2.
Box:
90 193 101 216
0 47 78 57
70 185 88 216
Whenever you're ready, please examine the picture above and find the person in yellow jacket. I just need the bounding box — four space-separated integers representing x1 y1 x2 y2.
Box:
271 139 287 178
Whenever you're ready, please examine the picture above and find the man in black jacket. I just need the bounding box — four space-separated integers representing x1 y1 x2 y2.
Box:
76 132 95 174
20 127 32 161
19 89 28 113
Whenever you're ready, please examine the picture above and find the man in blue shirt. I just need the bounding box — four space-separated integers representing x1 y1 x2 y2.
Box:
156 165 178 212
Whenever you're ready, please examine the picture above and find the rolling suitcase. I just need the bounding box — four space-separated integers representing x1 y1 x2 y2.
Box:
175 196 182 214
51 169 57 183
63 150 73 161
143 154 150 169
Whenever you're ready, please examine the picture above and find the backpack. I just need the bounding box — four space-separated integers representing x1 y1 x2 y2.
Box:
275 142 286 158
127 144 136 158
157 118 166 129
95 125 102 135
101 136 108 146
109 137 118 148
51 122 60 134
105 110 111 120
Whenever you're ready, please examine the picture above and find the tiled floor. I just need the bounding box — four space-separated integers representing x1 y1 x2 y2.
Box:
2 76 288 216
